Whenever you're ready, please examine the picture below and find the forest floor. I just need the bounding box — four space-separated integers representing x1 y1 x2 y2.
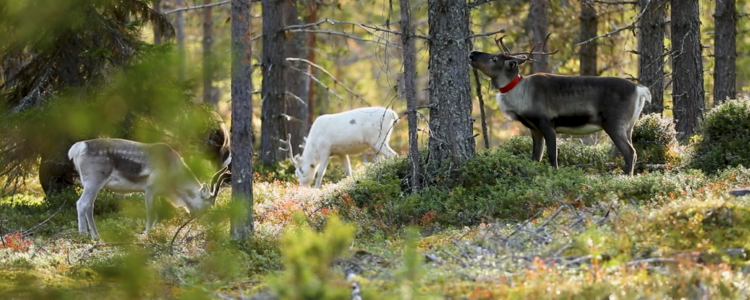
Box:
2 155 750 299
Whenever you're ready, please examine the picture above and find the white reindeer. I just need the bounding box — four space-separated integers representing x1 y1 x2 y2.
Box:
281 107 400 188
68 138 230 239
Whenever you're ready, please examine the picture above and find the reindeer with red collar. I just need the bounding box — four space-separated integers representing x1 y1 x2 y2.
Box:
469 34 651 175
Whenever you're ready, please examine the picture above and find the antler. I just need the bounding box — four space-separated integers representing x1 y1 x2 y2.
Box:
511 33 559 61
279 134 298 165
208 166 231 201
494 35 512 54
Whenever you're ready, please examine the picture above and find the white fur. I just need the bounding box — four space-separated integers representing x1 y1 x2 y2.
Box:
291 107 400 187
631 85 652 126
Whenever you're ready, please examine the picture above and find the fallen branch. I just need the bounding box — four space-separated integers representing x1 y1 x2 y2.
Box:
22 199 67 236
169 214 201 256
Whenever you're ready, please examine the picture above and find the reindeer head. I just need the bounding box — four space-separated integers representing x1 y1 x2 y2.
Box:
469 33 558 89
280 134 315 186
185 166 231 213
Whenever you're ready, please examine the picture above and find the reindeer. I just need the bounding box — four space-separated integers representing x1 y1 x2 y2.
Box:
68 138 231 239
469 34 651 175
281 107 400 188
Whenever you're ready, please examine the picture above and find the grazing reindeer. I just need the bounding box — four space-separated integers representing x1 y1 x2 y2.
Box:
68 138 230 238
469 34 651 175
281 107 400 188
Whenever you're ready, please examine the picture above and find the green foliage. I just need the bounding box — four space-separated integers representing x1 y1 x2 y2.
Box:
254 158 348 184
270 214 359 300
398 227 423 300
690 98 750 173
630 113 682 168
332 137 726 229
498 136 615 172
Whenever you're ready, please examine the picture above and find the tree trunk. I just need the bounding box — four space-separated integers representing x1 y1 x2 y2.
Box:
671 0 704 137
713 0 736 104
579 1 597 76
638 0 666 115
260 0 287 164
230 0 254 240
153 0 162 44
203 0 218 107
427 0 475 168
578 1 598 145
305 1 318 124
401 0 420 191
39 141 76 196
530 0 548 73
175 0 186 81
283 0 309 150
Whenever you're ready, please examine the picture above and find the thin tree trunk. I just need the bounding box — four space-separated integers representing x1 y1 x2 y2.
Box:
713 0 737 104
305 1 318 124
176 0 186 81
638 0 666 115
671 0 704 137
427 0 475 169
530 0 548 73
401 0 420 191
284 0 309 150
579 1 598 145
579 1 597 76
153 0 162 44
260 0 287 164
203 0 218 107
230 0 254 240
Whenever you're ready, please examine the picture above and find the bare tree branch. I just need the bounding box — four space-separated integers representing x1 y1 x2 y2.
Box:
595 0 638 4
467 28 506 39
286 57 367 103
164 0 230 15
283 18 429 40
285 29 401 47
286 66 350 104
284 91 307 106
468 0 498 9
574 0 653 47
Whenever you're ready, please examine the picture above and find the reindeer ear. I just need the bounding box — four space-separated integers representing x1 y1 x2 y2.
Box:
200 184 210 198
504 60 519 70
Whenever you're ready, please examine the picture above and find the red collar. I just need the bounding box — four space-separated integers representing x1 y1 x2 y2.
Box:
499 75 522 93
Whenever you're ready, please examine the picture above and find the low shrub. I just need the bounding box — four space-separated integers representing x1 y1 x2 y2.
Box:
630 113 682 168
497 136 615 172
330 136 739 229
690 98 750 173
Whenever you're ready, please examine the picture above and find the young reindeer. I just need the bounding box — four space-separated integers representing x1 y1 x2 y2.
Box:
68 138 231 239
281 107 400 188
469 34 651 175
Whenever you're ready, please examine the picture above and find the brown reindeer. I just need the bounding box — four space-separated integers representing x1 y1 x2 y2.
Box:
469 34 651 175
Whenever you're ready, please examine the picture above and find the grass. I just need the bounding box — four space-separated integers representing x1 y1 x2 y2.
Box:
2 143 750 299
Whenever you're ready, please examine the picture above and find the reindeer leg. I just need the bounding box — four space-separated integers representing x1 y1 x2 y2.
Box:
606 126 636 175
530 129 545 162
144 189 157 234
315 155 330 188
77 181 104 239
538 122 559 168
339 155 352 177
